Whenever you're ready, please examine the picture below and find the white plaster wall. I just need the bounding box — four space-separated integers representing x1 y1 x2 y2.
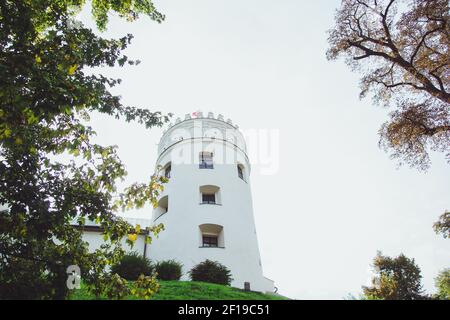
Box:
148 117 274 293
81 231 147 256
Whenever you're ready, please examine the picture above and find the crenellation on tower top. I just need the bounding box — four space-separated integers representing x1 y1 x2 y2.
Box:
165 111 239 131
158 111 248 162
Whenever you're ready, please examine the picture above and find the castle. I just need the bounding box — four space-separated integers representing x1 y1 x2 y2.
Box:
78 112 274 293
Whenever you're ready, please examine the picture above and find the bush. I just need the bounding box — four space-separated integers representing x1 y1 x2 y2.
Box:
111 252 153 281
155 260 183 281
189 260 233 285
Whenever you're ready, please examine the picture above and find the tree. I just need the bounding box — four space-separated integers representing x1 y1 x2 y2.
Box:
363 252 425 300
433 211 450 238
0 0 170 299
327 0 449 170
434 268 450 300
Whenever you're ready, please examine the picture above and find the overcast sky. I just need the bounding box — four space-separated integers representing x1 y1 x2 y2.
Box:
78 0 450 299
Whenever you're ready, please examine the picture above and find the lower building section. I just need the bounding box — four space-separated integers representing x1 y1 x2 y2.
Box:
73 215 275 294
147 218 275 293
147 244 274 293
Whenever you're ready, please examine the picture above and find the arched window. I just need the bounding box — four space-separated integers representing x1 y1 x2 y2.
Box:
199 185 221 205
154 195 168 221
199 224 224 248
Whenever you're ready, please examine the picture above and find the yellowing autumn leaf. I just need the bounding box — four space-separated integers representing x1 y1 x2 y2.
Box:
68 64 78 75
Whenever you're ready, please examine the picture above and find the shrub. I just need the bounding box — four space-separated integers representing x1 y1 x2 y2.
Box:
155 260 183 281
189 260 233 285
111 252 153 281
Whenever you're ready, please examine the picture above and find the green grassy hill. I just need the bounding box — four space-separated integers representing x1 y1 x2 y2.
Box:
70 280 287 300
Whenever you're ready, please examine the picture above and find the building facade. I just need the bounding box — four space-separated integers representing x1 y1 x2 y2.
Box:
148 112 274 293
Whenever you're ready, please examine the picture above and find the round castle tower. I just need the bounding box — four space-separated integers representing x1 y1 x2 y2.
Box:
148 111 274 293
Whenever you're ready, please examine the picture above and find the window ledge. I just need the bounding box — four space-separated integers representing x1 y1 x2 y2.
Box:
199 203 222 206
199 246 225 249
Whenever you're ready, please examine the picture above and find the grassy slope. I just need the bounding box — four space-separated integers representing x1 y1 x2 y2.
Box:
70 280 287 300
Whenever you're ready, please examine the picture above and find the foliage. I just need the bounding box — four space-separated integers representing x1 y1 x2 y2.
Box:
189 260 233 286
0 0 170 299
131 274 160 300
433 268 450 300
70 280 286 300
104 273 131 300
111 252 154 281
155 259 183 281
327 0 449 170
433 211 450 238
362 251 425 300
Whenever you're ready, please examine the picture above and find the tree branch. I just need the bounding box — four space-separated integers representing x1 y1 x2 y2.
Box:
410 26 445 64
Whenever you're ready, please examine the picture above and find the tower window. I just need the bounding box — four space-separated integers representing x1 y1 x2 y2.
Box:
237 164 244 180
199 185 221 205
202 193 216 204
154 195 168 221
164 164 171 179
199 152 214 169
202 235 218 247
199 224 224 248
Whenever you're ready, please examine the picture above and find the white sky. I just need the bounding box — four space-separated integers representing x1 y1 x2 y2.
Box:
78 0 450 299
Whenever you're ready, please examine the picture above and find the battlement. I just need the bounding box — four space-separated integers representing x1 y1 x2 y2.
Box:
157 111 247 159
162 111 238 135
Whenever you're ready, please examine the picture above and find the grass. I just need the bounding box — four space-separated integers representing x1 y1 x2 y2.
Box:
69 280 288 300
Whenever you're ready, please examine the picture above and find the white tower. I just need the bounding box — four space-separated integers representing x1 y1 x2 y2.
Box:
148 112 274 293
